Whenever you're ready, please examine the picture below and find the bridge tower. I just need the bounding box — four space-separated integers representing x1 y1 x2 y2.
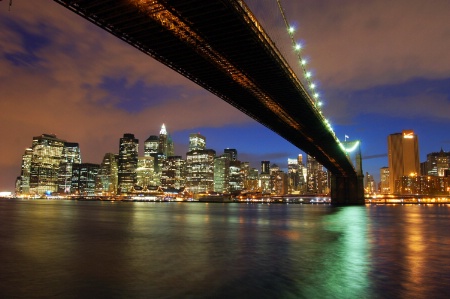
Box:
331 140 365 205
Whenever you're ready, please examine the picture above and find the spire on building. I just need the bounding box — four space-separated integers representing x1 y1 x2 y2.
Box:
160 123 167 135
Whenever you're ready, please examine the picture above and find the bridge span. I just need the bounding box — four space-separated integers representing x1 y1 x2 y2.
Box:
54 0 364 204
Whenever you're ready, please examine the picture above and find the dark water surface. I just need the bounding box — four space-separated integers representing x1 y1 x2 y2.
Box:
1 199 450 298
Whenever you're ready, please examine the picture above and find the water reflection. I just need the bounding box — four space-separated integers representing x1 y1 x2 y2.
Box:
1 200 450 298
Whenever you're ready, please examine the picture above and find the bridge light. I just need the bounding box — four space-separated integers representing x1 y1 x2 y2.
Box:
305 71 311 78
318 101 323 107
301 59 307 65
295 43 302 51
314 92 319 98
310 83 316 89
288 26 295 34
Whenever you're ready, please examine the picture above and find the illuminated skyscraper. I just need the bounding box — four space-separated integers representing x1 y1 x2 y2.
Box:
136 156 155 189
161 156 185 189
29 134 66 195
144 135 159 156
118 133 139 194
214 153 230 193
380 167 390 194
388 130 419 194
306 155 328 194
57 142 81 194
260 161 270 193
224 148 237 161
95 153 118 196
71 163 99 196
189 133 206 151
18 148 33 195
158 124 174 157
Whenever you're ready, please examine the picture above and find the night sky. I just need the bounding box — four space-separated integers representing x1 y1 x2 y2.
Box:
1 0 450 192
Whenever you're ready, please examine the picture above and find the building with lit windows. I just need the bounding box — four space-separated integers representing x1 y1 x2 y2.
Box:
17 148 33 195
71 163 99 196
229 160 242 194
57 142 81 194
214 153 230 193
423 149 450 177
306 155 328 194
136 156 156 189
388 130 419 194
144 135 159 156
95 153 118 196
118 133 139 194
28 134 67 195
260 161 271 193
189 133 206 151
380 167 390 194
185 149 215 193
161 156 186 189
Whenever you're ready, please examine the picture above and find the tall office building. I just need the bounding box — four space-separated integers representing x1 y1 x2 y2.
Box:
144 135 159 156
57 142 81 194
118 133 139 194
306 155 328 194
136 156 156 189
229 160 242 193
189 133 206 151
18 148 33 195
224 148 237 161
424 149 450 177
260 161 271 193
388 130 419 194
28 134 66 195
161 156 186 189
214 153 230 193
380 167 390 194
288 158 301 193
185 148 216 193
95 153 118 196
158 124 174 157
71 163 99 196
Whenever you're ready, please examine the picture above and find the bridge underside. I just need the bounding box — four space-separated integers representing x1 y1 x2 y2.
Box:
54 0 364 204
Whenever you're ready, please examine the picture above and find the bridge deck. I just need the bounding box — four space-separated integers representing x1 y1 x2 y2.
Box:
54 0 356 177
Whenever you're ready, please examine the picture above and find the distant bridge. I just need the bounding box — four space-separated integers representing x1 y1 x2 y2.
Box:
54 0 364 204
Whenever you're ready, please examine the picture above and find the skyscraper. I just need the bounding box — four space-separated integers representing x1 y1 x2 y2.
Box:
189 133 206 151
71 163 99 196
95 153 118 196
388 130 419 194
118 133 139 194
28 134 66 195
57 142 81 194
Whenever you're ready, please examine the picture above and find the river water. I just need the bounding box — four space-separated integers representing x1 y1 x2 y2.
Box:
0 199 449 298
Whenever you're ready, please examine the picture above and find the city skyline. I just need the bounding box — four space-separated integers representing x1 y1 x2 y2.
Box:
1 0 450 191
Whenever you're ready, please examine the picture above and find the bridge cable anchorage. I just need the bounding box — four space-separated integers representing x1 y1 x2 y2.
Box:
276 0 351 158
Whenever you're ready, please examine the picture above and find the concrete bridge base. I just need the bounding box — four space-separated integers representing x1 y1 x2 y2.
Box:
330 175 365 205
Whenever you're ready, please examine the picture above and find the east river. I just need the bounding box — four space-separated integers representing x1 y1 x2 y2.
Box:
1 199 450 298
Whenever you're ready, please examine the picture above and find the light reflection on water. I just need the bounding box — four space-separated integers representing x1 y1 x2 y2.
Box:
0 199 450 298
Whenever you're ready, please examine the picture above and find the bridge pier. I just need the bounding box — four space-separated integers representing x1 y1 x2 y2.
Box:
330 175 365 205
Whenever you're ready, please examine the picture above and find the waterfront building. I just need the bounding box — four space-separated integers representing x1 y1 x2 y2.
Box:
306 155 328 194
365 172 376 194
95 153 118 196
17 148 33 195
245 167 259 191
214 153 230 193
380 167 390 194
71 163 99 196
136 156 156 189
28 134 66 195
288 158 304 193
161 156 186 189
423 149 450 177
118 133 139 194
388 130 420 194
229 160 243 194
57 142 81 194
260 161 271 193
185 149 216 193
